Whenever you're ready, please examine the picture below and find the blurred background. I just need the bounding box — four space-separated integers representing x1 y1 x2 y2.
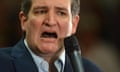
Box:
0 0 119 72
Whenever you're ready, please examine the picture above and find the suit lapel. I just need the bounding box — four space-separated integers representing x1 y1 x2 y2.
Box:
64 55 73 72
13 55 38 72
11 39 38 72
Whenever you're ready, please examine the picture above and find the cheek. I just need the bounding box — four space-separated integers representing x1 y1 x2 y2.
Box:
60 21 73 38
29 18 42 31
26 19 41 38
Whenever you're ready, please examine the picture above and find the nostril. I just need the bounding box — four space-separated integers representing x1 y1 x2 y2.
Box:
44 22 56 27
45 23 51 27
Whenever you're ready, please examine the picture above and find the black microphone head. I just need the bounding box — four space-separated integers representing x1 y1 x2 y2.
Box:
64 35 80 54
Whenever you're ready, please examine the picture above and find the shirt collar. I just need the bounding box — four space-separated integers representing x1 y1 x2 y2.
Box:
55 50 65 72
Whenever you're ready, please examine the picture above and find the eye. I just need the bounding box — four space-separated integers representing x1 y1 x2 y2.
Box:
34 9 47 15
57 11 67 16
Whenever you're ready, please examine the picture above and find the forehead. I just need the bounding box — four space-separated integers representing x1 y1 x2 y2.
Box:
31 0 71 8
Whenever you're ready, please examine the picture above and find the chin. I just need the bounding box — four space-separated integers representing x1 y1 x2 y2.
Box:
48 47 58 51
41 45 57 51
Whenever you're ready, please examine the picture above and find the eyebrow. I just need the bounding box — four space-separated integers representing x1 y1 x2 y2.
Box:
33 6 68 12
33 6 48 10
55 7 68 12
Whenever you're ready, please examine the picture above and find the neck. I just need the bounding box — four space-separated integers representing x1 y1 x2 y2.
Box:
38 47 64 63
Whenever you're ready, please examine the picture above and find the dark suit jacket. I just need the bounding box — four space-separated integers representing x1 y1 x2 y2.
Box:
0 39 102 72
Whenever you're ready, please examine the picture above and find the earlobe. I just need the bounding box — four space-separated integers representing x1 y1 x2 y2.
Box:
72 15 80 34
19 11 27 31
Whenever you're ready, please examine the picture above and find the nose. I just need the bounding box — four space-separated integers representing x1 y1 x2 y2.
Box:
44 11 57 27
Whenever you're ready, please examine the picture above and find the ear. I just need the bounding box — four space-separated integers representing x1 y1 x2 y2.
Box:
19 11 27 31
72 15 80 34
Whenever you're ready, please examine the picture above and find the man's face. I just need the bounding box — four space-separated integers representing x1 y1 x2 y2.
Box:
20 0 79 55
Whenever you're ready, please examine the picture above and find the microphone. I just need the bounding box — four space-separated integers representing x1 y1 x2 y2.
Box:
64 35 84 72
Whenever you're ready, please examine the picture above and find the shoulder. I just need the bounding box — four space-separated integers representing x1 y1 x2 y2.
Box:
0 47 13 55
65 55 102 72
0 38 24 55
0 48 13 63
82 57 102 72
0 52 15 72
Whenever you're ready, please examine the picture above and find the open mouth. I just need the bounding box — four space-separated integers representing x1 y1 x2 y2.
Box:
41 32 57 38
